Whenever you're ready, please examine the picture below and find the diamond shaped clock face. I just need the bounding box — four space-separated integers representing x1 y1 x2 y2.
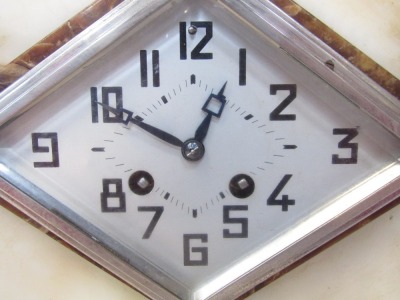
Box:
0 0 399 299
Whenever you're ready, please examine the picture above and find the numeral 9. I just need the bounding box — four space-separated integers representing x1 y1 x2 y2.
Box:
31 132 60 168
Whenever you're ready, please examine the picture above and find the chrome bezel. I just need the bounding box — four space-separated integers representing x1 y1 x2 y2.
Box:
0 1 399 299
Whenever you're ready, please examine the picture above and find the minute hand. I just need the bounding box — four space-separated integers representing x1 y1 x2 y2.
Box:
97 102 184 147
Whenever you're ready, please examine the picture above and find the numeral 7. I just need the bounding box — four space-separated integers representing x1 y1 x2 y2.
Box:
138 206 164 239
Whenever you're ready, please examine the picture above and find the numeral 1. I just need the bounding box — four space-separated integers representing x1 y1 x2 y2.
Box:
239 48 246 86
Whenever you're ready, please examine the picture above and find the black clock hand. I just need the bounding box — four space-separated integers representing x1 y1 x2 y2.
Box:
97 102 184 147
194 82 227 143
131 117 184 147
194 114 212 143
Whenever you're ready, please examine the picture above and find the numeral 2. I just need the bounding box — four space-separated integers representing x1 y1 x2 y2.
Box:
180 21 213 60
269 84 297 121
31 132 60 168
332 128 359 164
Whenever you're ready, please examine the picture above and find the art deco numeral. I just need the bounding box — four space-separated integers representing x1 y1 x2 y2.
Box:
140 50 160 87
239 48 247 86
91 86 123 123
267 174 295 211
138 206 164 239
101 178 126 212
180 21 213 60
269 84 297 121
332 128 359 164
223 205 248 238
31 132 60 168
183 234 208 266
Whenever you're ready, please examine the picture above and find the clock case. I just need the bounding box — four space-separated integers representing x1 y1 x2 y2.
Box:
0 0 399 299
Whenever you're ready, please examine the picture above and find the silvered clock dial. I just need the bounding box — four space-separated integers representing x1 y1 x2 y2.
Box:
0 0 399 299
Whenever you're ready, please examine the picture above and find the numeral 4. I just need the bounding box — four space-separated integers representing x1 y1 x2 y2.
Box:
267 174 295 211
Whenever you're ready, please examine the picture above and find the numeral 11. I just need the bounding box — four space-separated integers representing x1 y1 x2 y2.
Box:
140 50 160 87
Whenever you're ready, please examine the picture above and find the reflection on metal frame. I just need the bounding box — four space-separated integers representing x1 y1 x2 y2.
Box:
0 0 399 299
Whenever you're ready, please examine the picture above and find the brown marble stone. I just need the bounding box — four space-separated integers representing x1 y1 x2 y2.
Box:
0 1 399 298
0 0 123 91
0 63 29 91
12 0 123 70
270 0 400 99
1 0 398 98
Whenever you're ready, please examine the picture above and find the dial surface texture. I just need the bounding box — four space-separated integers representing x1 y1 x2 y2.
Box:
0 0 399 298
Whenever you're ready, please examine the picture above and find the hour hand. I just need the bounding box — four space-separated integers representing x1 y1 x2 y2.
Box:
194 82 227 143
96 102 133 125
97 102 184 148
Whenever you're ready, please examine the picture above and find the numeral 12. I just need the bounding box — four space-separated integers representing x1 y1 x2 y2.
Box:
180 21 213 60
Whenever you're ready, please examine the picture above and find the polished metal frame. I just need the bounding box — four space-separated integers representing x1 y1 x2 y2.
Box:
0 0 399 299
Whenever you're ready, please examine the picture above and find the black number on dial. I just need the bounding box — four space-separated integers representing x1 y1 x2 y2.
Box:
179 21 213 60
91 86 123 123
239 48 246 86
183 234 208 266
269 84 297 121
223 205 248 238
138 206 164 239
31 132 60 168
332 128 359 164
140 50 160 87
101 178 126 212
267 174 295 211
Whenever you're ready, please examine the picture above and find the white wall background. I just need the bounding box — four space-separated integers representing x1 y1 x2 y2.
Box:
0 1 399 299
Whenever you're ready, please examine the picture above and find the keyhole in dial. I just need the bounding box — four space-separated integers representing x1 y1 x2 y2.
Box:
229 174 255 198
129 170 154 195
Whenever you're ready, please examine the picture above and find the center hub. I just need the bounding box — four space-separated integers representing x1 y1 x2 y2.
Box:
182 139 205 161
